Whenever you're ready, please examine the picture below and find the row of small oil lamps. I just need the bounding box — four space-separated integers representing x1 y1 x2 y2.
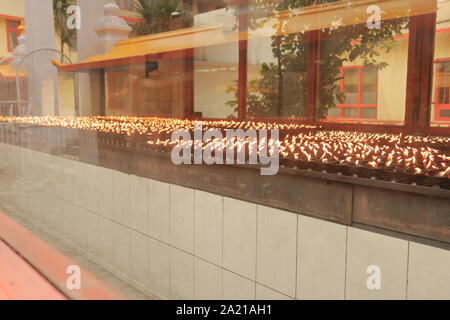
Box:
0 116 317 136
150 133 450 177
0 116 449 178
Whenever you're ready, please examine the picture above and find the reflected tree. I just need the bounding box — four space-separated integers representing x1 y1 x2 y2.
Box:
53 0 76 62
227 0 408 119
131 0 193 36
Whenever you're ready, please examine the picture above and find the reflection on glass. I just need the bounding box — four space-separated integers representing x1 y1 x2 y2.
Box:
335 66 378 120
245 30 308 119
361 67 378 105
228 0 411 123
343 68 359 105
319 16 409 124
433 61 450 123
432 0 450 127
193 8 238 119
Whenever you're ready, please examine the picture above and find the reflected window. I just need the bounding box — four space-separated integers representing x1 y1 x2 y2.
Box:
317 14 409 125
194 7 239 119
435 60 450 121
7 20 21 52
333 66 378 120
117 0 133 10
432 0 450 127
246 32 308 119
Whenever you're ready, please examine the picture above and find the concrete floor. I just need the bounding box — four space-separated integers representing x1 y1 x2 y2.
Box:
0 170 158 300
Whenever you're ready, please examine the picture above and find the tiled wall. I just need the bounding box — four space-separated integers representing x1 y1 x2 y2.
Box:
0 142 449 300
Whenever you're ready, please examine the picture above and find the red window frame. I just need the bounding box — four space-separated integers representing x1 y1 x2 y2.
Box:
333 65 379 120
433 58 450 122
6 19 21 52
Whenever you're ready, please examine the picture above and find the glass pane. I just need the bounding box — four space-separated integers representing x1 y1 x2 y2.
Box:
328 107 340 118
193 8 238 118
343 68 359 96
440 109 450 118
439 87 449 104
361 67 378 105
432 0 450 127
106 70 129 111
320 16 409 125
343 68 359 105
245 2 308 119
342 107 358 118
9 31 18 49
360 107 377 119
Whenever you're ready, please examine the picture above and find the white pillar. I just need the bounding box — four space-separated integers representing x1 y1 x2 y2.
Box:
76 0 131 116
24 0 58 116
77 0 110 60
77 0 109 116
95 2 132 54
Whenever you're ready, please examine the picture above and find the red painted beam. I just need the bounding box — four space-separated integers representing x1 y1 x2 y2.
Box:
0 212 125 300
0 240 67 300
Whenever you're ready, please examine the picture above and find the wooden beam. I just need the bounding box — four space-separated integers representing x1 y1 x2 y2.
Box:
99 70 106 117
405 13 437 134
237 2 248 120
306 30 321 120
183 48 195 118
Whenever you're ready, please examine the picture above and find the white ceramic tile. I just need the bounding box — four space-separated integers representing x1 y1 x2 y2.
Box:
98 216 115 267
194 191 223 265
97 166 113 219
60 158 74 203
52 156 65 199
64 204 86 248
23 189 43 222
39 191 55 227
51 197 68 236
407 242 450 300
346 227 408 300
148 179 170 243
30 151 44 188
84 163 99 214
41 153 54 194
130 175 149 235
48 155 61 195
37 153 50 191
16 148 25 180
148 237 170 299
223 270 256 300
256 205 297 298
75 208 88 249
130 230 149 288
297 215 347 300
256 284 293 300
18 148 30 183
113 222 131 277
24 187 41 224
223 197 257 280
112 170 130 226
170 185 194 253
194 258 222 300
71 160 85 207
170 247 194 300
85 211 100 257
